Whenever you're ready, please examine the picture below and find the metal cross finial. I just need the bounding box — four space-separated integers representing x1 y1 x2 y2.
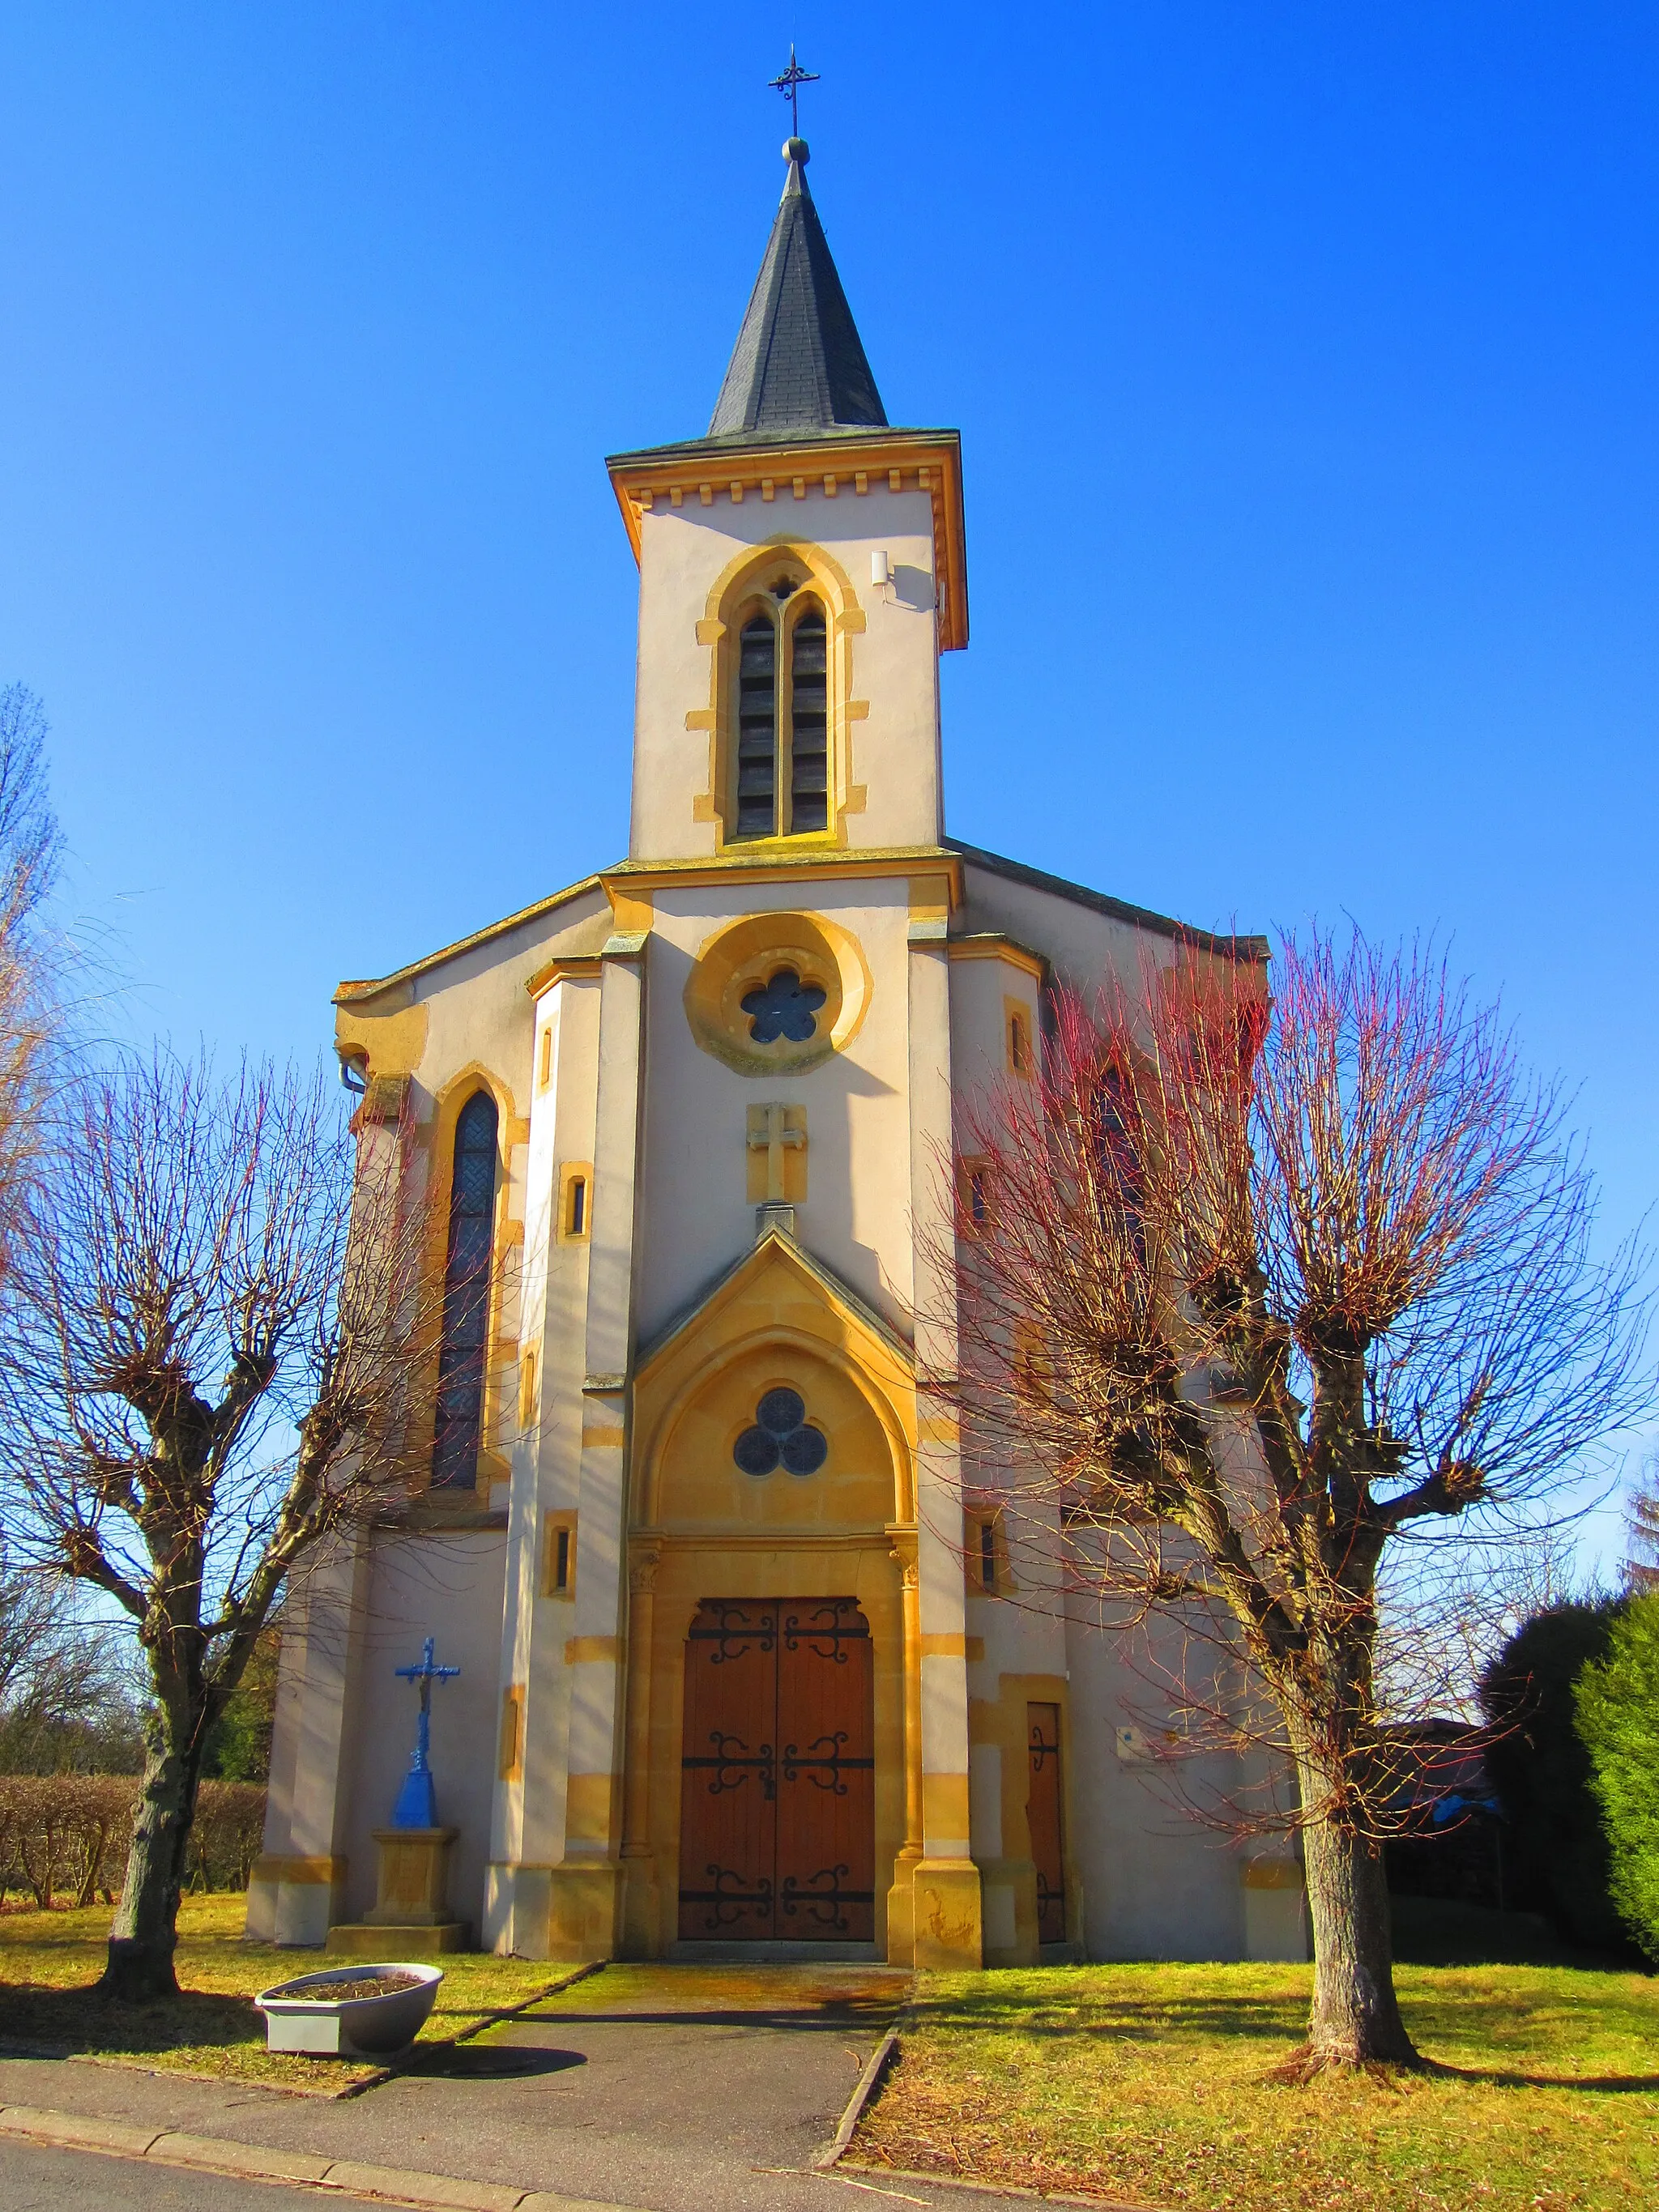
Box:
769 44 819 139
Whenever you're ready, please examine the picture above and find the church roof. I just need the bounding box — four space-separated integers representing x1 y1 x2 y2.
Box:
705 139 887 441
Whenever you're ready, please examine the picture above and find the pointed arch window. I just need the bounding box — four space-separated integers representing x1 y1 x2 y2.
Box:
789 606 828 832
729 585 832 841
433 1089 499 1489
736 616 778 837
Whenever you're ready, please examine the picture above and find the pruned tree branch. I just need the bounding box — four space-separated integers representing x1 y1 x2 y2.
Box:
934 924 1653 2070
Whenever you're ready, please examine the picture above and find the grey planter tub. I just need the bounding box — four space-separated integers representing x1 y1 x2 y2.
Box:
254 1962 444 2057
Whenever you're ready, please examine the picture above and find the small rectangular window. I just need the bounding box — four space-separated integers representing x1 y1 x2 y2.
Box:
967 1507 1011 1596
957 1154 992 1232
557 1162 594 1243
539 1026 552 1089
519 1346 539 1432
544 1512 577 1599
1007 1004 1032 1077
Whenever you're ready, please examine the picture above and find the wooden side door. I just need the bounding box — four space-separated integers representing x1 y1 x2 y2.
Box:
677 1601 778 1938
1026 1701 1066 1944
775 1600 876 1940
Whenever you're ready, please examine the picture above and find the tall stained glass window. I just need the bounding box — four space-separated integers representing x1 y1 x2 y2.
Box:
735 616 778 838
433 1089 498 1489
789 607 829 832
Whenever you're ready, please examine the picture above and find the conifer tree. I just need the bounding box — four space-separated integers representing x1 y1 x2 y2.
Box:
1575 1595 1659 1960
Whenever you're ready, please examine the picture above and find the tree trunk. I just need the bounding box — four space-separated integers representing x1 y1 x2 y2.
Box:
1294 1803 1420 2072
99 1703 203 2002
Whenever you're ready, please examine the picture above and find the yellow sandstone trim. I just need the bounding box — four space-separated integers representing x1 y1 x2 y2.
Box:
603 848 964 904
608 888 655 940
923 1772 971 1839
499 1686 524 1782
606 433 970 651
564 1771 619 1844
682 909 872 1078
334 999 429 1082
250 1855 344 1886
525 955 603 999
947 934 1047 982
565 1636 621 1663
1242 1857 1305 1890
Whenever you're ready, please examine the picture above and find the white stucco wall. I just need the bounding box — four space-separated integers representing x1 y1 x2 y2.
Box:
630 483 943 860
634 876 919 1345
339 1532 510 1932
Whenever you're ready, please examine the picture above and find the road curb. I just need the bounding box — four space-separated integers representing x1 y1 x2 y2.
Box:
0 2101 650 2212
812 2021 902 2170
838 2159 1158 2210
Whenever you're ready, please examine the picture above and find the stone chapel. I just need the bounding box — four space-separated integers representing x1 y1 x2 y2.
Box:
248 137 1308 1970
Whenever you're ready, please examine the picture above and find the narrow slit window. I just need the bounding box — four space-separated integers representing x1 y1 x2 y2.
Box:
433 1089 498 1489
788 603 829 833
568 1174 586 1237
1009 1008 1031 1077
735 614 778 839
970 1170 988 1224
544 1512 577 1598
980 1517 998 1592
539 1026 552 1089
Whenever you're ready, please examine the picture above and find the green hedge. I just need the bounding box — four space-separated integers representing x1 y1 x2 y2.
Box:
1575 1593 1659 1962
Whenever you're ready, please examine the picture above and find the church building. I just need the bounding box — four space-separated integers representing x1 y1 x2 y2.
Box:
249 137 1307 1970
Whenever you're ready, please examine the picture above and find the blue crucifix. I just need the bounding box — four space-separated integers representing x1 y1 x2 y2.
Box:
391 1636 461 1829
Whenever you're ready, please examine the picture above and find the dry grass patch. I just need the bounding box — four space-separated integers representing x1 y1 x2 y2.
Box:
0 1894 570 2092
852 1961 1659 2210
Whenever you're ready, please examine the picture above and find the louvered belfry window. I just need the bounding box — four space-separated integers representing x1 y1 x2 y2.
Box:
789 607 829 832
736 616 778 838
433 1089 498 1489
731 590 831 841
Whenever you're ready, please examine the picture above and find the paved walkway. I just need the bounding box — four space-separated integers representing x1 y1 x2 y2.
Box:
0 1964 1061 2212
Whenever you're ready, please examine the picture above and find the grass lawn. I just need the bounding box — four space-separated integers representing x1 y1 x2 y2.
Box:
853 1951 1659 2211
0 1894 574 2093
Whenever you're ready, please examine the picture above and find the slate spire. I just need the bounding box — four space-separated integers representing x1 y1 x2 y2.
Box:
708 139 888 439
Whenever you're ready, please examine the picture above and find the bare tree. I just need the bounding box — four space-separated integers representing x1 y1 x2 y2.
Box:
1625 1454 1659 1592
0 1051 437 1999
944 927 1649 2073
0 684 66 1280
0 1547 145 1773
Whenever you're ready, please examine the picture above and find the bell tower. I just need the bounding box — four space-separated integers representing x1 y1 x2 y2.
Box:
606 138 968 865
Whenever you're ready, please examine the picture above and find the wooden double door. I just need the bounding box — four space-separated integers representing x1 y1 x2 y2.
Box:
677 1598 876 1942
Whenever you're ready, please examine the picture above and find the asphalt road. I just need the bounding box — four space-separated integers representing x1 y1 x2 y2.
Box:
0 2137 331 2210
0 1964 1060 2212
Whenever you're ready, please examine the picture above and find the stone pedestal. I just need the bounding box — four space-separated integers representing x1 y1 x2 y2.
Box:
325 1826 469 1955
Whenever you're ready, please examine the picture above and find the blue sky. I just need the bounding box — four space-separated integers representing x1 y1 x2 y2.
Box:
2 6 1655 1560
